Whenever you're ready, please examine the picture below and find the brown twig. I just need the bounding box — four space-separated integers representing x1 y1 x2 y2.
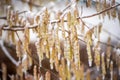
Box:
0 11 27 20
80 3 120 19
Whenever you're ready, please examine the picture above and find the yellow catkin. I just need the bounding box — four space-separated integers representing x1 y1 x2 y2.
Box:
110 61 113 80
16 63 23 80
85 31 93 66
94 46 100 71
33 65 38 80
101 0 106 19
28 0 33 11
73 40 80 68
1 63 7 80
56 12 61 27
50 43 55 69
106 37 111 68
16 40 22 58
61 16 65 39
73 7 79 25
101 52 106 80
35 38 43 67
67 11 72 27
111 0 116 18
86 69 91 80
86 0 91 7
45 71 51 80
23 27 30 52
11 31 15 44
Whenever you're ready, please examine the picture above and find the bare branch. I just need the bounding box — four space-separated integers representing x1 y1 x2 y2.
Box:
81 3 120 19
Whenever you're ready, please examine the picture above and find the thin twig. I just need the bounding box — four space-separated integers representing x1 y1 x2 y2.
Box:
80 3 120 19
0 10 27 20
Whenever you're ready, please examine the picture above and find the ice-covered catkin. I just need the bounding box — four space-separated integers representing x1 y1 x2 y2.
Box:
111 0 116 18
56 12 61 27
110 61 113 80
45 71 51 80
101 52 106 80
61 16 65 39
86 69 91 80
23 27 30 52
86 0 91 7
67 11 72 27
1 63 7 80
16 63 23 80
33 65 38 80
28 0 33 11
73 7 79 25
35 39 43 67
94 46 100 71
50 43 55 69
59 58 66 80
102 0 107 18
73 40 80 68
95 0 100 12
35 15 41 37
7 6 12 27
64 37 73 66
16 40 22 58
11 31 15 44
98 23 102 41
106 37 111 68
85 31 93 66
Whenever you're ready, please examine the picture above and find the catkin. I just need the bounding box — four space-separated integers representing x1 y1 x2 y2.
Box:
16 40 22 58
106 37 111 68
101 52 106 80
1 63 7 80
45 71 51 80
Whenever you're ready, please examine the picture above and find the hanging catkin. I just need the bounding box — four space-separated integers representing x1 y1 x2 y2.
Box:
101 52 106 80
45 71 51 80
16 40 22 59
35 38 43 67
85 30 93 66
106 37 111 68
1 63 7 80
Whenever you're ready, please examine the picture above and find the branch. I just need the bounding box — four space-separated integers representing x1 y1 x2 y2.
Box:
0 11 27 20
0 40 20 66
2 24 38 31
81 3 120 19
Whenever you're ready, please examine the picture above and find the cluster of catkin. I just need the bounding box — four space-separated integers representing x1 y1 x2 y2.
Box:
1 0 120 80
